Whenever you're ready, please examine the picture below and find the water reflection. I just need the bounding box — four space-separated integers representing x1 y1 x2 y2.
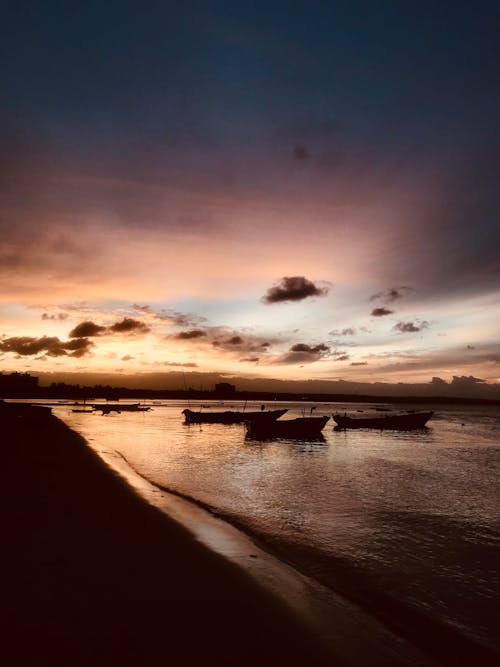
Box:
56 400 500 654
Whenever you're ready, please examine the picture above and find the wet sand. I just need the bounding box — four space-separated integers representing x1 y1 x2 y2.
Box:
1 411 335 667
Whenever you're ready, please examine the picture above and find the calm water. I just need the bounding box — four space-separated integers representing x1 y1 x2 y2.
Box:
55 400 500 655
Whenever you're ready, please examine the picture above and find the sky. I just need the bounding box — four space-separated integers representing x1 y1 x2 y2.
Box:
1 1 499 395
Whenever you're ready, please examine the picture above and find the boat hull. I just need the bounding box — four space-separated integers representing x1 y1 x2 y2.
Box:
91 403 151 414
333 411 433 430
182 408 287 424
246 415 330 439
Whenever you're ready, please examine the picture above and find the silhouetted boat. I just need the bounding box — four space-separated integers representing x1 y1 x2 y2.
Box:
182 408 287 424
246 415 330 439
333 411 433 430
91 403 151 414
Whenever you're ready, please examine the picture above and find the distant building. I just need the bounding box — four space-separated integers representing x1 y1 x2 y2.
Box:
214 382 236 397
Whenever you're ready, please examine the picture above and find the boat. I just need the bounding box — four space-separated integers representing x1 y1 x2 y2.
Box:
182 407 287 424
332 411 433 430
246 415 330 439
91 403 151 414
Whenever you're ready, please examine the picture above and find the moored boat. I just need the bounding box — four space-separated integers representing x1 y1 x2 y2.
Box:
91 403 151 414
246 415 329 439
333 411 433 430
182 407 287 424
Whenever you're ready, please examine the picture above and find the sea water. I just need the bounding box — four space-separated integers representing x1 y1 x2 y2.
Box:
55 400 500 657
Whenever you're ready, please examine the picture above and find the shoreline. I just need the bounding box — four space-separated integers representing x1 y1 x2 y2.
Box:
2 413 335 666
102 447 500 667
101 449 439 667
4 409 498 667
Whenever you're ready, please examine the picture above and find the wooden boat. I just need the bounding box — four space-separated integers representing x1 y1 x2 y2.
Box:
182 407 287 424
246 415 330 439
333 411 433 430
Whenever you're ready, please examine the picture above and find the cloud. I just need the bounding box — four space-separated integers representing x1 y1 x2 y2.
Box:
68 317 150 338
271 342 330 365
290 343 329 353
262 276 329 304
42 313 69 321
211 335 245 346
393 320 429 333
176 329 207 339
0 335 93 358
109 318 150 334
370 286 411 303
335 354 350 361
164 361 198 367
226 336 243 345
371 307 394 317
329 327 356 336
240 357 259 363
351 361 368 366
131 304 153 313
132 304 205 327
69 321 107 338
121 355 134 361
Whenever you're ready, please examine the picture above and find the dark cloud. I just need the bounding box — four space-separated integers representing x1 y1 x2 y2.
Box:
69 321 107 338
393 321 429 333
262 276 329 304
370 287 411 303
466 344 475 350
0 335 93 358
240 357 259 363
176 329 207 339
371 307 394 317
212 335 244 348
109 318 150 334
272 342 330 365
351 361 368 366
290 343 329 353
121 355 134 361
226 336 243 345
68 318 150 338
335 354 350 361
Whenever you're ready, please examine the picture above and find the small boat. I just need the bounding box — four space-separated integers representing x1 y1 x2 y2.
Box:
333 411 433 430
91 403 151 414
246 415 330 439
182 408 287 424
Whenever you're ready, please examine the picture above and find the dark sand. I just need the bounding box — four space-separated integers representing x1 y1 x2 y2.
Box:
1 411 336 667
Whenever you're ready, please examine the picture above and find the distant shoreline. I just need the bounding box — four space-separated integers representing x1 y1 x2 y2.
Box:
2 390 499 405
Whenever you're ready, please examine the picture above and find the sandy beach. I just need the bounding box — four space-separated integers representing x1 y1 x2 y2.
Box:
1 409 335 667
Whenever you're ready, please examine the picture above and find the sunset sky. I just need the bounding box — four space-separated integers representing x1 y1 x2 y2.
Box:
1 2 499 393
